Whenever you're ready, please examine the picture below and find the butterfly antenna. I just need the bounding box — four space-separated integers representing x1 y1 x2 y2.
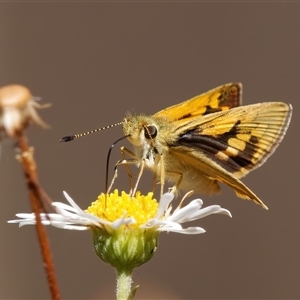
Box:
59 122 124 142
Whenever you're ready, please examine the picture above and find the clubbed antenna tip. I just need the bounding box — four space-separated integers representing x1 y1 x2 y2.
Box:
59 135 75 143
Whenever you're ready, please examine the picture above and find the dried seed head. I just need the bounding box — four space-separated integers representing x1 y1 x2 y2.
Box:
0 85 32 108
0 84 49 137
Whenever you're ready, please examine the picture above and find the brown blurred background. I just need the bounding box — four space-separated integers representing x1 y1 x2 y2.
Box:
0 2 299 300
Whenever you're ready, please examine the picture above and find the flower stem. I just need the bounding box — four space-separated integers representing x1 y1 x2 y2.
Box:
116 271 133 300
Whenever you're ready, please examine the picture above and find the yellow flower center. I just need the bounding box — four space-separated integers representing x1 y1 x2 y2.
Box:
85 189 158 227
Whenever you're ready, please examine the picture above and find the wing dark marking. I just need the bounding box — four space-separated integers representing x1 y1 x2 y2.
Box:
175 124 259 174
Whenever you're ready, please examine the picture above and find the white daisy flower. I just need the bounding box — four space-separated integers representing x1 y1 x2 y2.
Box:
9 189 231 271
8 189 231 234
9 189 231 300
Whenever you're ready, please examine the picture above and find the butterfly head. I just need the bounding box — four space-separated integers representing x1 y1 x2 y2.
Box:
123 115 159 149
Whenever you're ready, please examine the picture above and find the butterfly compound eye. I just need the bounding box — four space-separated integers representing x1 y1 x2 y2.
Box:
144 125 157 139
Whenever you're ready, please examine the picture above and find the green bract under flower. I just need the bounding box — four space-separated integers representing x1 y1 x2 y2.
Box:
92 225 159 273
86 190 158 228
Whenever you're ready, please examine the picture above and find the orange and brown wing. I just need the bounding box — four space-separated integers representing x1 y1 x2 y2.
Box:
154 83 242 122
174 102 292 179
170 102 292 208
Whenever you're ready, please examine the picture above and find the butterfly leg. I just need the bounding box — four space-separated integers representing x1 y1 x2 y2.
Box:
154 154 182 197
167 170 184 195
118 147 148 197
131 159 145 197
158 154 165 197
107 146 138 194
151 174 159 193
147 154 164 196
120 146 135 194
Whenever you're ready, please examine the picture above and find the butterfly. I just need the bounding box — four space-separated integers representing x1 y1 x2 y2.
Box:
121 83 292 209
61 83 292 209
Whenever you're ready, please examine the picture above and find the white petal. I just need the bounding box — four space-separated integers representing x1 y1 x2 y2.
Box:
7 220 23 224
140 218 158 228
54 202 113 227
63 191 84 212
173 194 203 215
52 202 81 214
159 226 206 234
15 213 36 219
156 193 174 219
111 212 136 229
156 220 184 230
19 221 48 227
218 208 232 218
50 222 89 230
188 205 232 221
168 199 202 223
76 211 113 226
8 213 56 225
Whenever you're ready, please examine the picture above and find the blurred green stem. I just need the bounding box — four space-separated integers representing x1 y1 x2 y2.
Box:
116 271 132 300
